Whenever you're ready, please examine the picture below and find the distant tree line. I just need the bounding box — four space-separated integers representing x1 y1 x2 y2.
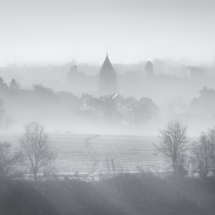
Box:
0 77 159 130
1 76 215 131
79 93 159 127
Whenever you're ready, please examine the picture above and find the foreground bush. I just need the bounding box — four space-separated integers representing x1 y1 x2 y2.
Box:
1 174 215 215
0 180 59 215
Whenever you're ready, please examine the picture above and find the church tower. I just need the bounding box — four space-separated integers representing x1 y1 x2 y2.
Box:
98 54 118 95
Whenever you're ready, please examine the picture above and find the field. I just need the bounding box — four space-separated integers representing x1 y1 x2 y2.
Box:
0 132 193 176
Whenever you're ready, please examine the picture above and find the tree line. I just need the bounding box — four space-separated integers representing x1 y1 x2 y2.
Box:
0 77 159 130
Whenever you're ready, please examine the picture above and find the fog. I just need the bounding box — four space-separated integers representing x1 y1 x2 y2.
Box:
2 2 215 215
0 58 215 136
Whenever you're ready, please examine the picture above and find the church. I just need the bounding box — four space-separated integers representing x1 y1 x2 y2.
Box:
98 54 118 95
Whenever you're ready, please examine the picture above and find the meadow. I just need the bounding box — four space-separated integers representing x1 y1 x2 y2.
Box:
0 132 195 177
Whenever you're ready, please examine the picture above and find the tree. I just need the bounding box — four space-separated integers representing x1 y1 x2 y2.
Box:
145 61 155 77
0 142 22 179
0 100 5 124
191 128 215 178
157 120 188 176
33 84 57 100
9 79 20 91
19 122 56 181
105 153 123 178
0 77 8 89
0 100 13 130
190 87 215 115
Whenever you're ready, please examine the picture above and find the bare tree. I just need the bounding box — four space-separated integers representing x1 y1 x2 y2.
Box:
0 142 22 179
156 120 188 176
19 122 56 181
105 153 123 178
191 128 215 178
85 135 100 176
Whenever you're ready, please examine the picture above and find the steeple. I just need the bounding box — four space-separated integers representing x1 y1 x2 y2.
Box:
106 47 108 57
98 55 118 95
100 55 114 74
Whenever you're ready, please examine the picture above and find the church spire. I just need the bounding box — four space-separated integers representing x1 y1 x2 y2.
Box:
106 47 108 57
98 54 118 95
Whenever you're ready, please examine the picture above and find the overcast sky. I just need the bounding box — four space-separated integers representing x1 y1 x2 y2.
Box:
0 0 215 66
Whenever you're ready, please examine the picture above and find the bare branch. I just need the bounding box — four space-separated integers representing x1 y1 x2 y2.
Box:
19 122 56 181
156 120 188 176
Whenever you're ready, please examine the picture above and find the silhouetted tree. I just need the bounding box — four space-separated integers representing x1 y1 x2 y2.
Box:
156 120 188 175
9 79 20 91
19 122 56 181
191 128 215 178
0 142 22 179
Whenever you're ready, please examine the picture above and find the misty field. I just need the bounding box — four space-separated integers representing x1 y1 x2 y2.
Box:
0 133 185 175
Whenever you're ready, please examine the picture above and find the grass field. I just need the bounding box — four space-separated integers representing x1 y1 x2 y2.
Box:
0 132 195 176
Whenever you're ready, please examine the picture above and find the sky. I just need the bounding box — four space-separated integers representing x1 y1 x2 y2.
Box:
0 0 215 66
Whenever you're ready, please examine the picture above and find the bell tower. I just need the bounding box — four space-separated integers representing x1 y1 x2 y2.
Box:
98 54 118 95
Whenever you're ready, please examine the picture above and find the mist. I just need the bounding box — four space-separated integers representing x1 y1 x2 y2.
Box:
0 57 215 136
2 1 215 215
